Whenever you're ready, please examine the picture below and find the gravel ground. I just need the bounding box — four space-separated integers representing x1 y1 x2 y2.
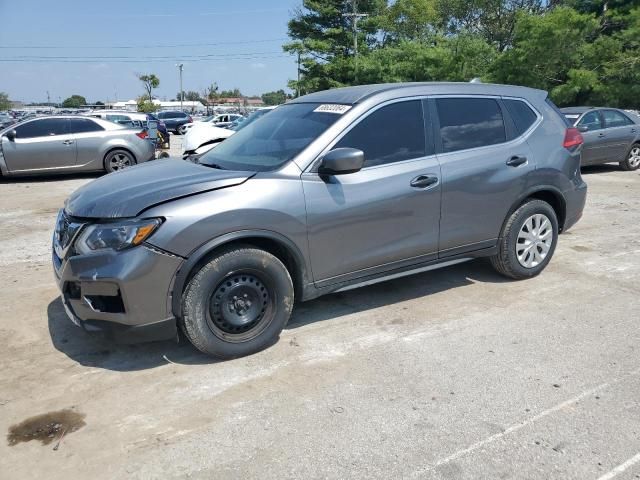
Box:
0 154 639 480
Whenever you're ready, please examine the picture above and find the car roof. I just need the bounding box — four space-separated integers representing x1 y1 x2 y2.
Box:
289 82 548 105
560 106 596 114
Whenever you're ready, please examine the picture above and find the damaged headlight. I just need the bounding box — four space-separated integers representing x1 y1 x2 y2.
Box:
75 218 162 255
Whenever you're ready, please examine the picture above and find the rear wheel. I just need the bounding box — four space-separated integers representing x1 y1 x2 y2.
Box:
490 199 558 279
620 144 640 171
104 149 136 173
181 246 294 359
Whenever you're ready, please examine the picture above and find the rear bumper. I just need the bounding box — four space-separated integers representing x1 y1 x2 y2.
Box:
53 244 184 343
563 180 587 232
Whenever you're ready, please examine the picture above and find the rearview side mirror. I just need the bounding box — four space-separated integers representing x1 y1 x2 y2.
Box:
577 125 589 133
318 148 364 175
4 129 16 141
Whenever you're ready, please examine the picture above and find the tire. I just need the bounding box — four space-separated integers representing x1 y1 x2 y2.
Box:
104 149 136 173
181 246 294 359
490 199 559 280
620 144 640 171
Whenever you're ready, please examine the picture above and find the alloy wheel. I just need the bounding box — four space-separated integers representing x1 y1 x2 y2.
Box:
628 147 640 169
516 213 553 268
109 152 133 171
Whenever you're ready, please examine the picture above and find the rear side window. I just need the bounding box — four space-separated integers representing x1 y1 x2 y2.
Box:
602 110 634 128
335 100 427 168
69 118 104 133
436 98 506 153
503 99 538 136
14 118 68 139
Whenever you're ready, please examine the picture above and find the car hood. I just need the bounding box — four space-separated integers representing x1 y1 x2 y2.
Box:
65 159 255 219
182 124 235 153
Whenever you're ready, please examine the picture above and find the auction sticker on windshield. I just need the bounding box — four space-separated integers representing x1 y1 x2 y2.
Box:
313 104 352 114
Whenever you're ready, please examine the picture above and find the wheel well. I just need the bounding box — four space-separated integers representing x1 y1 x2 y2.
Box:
526 190 566 231
103 147 137 168
182 237 304 303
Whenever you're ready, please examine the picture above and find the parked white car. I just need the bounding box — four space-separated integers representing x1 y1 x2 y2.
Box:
179 113 244 135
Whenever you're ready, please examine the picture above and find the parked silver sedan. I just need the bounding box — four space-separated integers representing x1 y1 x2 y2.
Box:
0 116 155 177
561 107 640 170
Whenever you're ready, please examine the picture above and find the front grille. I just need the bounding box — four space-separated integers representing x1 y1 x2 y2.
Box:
53 210 84 260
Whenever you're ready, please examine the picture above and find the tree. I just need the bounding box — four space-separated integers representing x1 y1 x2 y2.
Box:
218 88 243 98
0 92 11 111
61 95 87 108
138 74 160 101
176 90 202 102
136 96 157 113
261 89 289 105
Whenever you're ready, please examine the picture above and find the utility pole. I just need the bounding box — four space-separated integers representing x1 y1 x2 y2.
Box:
296 51 301 98
342 0 368 83
176 63 184 111
46 90 50 106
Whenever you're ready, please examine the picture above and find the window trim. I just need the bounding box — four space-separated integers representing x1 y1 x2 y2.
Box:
430 94 541 156
305 96 433 174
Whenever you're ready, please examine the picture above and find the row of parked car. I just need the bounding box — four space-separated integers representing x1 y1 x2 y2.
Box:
0 100 639 179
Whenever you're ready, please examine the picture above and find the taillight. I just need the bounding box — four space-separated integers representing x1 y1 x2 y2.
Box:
136 130 149 139
563 127 583 149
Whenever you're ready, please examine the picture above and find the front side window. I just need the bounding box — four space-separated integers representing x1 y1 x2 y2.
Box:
436 98 506 153
200 103 341 172
334 100 427 168
14 118 68 139
577 111 602 131
602 110 633 128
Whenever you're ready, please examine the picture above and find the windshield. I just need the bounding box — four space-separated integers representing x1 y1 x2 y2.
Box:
199 103 343 172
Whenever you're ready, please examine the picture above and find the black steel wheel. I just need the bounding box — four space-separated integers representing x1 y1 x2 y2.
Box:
181 246 294 359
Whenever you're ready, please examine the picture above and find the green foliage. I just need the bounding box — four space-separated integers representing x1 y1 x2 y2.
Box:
176 91 202 102
0 92 11 111
138 74 160 101
286 0 640 108
261 89 289 105
61 95 87 108
136 97 157 113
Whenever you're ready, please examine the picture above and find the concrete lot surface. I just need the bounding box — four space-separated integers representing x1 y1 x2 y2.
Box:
0 153 639 479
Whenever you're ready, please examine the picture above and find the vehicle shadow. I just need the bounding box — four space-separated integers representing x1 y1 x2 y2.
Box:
580 164 624 175
48 259 508 371
0 172 102 184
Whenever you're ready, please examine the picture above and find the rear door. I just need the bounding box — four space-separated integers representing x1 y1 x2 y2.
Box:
433 96 536 256
600 109 637 162
2 118 76 172
576 110 608 165
303 99 442 286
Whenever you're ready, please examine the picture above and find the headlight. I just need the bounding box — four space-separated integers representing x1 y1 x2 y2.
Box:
75 218 162 255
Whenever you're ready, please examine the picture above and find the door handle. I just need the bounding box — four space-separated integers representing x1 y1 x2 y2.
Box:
62 140 74 145
506 156 527 167
597 133 606 138
631 128 637 133
410 175 438 189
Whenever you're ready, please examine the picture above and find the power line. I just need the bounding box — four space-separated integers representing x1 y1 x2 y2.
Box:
0 55 290 64
2 51 284 60
0 38 289 50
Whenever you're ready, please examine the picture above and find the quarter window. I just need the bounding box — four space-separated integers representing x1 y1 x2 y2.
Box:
14 118 68 139
577 111 602 131
436 98 506 153
68 118 104 133
334 100 427 168
504 99 538 136
602 110 633 128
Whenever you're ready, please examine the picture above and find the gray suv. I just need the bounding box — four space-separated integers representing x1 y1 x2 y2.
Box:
53 82 587 358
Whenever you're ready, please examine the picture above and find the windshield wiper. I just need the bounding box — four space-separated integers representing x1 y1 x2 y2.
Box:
199 162 226 170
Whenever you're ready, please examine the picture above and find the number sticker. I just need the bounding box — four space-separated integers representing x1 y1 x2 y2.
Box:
314 104 352 114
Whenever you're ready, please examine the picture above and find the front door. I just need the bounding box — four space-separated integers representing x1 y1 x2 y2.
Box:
303 99 442 287
2 118 76 173
576 110 608 165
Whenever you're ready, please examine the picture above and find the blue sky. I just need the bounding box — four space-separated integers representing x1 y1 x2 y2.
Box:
0 0 300 103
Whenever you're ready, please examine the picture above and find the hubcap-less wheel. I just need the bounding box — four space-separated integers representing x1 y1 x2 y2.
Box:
516 213 553 268
628 147 640 169
109 152 133 171
208 271 274 343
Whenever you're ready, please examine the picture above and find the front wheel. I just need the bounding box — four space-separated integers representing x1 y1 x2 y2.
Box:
490 199 558 279
620 144 640 171
104 149 136 173
181 246 294 359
